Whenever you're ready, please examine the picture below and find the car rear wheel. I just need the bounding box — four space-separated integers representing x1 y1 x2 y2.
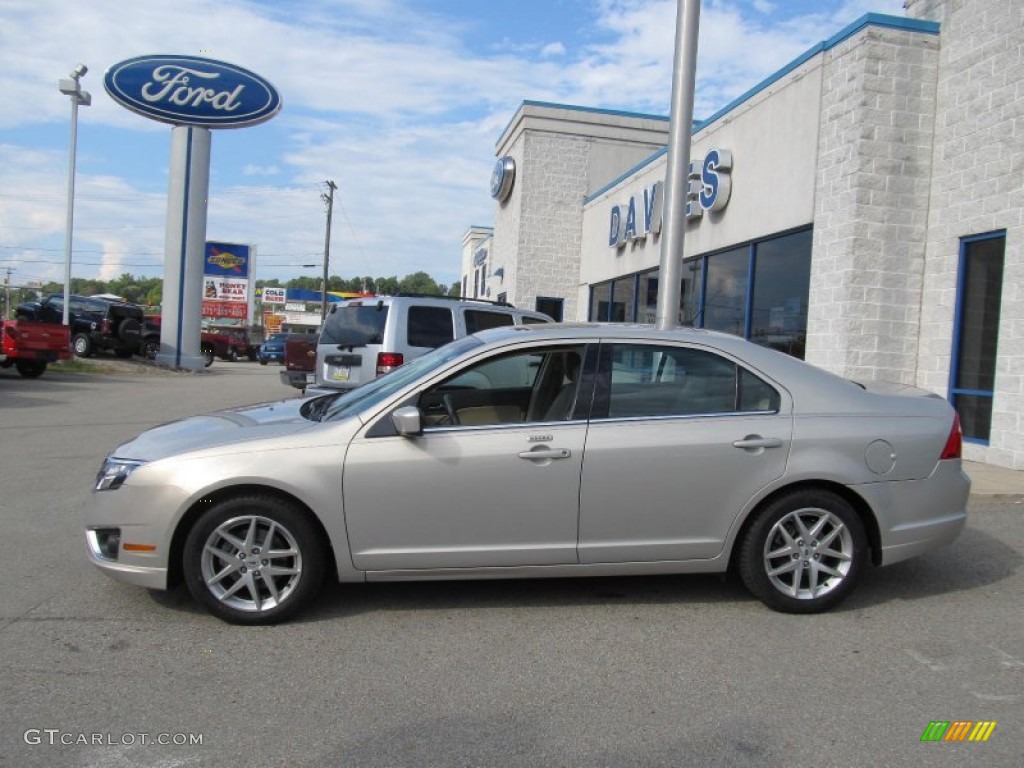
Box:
739 489 867 614
72 333 93 357
183 495 326 625
142 339 159 360
15 360 47 378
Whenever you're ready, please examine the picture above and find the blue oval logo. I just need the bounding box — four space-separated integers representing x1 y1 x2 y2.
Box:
104 55 281 128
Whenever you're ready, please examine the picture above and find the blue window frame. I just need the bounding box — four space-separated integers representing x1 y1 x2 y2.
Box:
949 231 1005 444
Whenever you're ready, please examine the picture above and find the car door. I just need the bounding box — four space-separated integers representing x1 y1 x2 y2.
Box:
342 342 592 571
578 341 792 563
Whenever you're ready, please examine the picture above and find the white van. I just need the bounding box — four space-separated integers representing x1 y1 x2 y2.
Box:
309 295 551 392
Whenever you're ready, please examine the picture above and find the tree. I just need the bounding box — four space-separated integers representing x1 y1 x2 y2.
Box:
398 271 441 295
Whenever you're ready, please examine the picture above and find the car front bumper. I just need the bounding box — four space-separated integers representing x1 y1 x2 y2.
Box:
82 483 185 591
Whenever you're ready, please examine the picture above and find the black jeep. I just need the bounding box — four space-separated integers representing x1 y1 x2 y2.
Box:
16 294 145 358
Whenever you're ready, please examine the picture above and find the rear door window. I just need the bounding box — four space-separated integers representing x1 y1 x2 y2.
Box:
601 344 780 418
321 305 389 346
407 306 454 348
464 309 515 334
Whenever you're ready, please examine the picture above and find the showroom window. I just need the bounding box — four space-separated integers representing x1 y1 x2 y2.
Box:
950 231 1005 443
588 228 811 358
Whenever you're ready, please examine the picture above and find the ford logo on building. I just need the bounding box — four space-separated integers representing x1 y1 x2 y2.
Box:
104 55 281 128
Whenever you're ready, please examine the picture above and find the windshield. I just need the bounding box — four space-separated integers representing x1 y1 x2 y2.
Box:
320 336 483 422
320 304 389 346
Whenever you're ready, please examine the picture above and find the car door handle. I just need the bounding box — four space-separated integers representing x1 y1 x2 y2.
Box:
518 448 572 460
732 436 782 450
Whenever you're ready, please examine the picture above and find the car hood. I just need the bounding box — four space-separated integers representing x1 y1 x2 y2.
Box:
111 397 321 462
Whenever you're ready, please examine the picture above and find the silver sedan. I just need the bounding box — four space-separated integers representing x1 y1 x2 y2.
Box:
84 324 969 624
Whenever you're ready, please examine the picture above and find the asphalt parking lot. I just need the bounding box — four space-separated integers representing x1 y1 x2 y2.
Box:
1 359 1021 767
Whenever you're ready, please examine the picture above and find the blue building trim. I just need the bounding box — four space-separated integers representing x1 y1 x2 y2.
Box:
949 230 1005 446
583 13 940 205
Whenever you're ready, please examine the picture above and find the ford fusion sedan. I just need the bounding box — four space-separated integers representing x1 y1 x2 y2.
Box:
83 324 969 624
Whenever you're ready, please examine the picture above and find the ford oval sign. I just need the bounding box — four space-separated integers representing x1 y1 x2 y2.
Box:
104 55 281 128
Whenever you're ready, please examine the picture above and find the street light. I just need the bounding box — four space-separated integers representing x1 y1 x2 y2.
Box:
58 63 91 326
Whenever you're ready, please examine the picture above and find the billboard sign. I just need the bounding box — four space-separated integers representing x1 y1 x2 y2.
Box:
262 287 286 305
104 55 281 128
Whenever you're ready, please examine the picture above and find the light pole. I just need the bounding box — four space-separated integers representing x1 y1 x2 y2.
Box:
320 180 336 327
58 64 91 326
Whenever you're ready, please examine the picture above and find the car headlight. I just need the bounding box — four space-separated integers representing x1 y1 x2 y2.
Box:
94 458 146 491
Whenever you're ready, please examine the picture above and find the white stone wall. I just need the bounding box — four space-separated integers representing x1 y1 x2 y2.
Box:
911 0 1024 467
512 132 591 319
489 104 669 318
805 26 940 384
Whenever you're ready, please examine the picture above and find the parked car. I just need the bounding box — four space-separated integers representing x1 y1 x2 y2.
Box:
83 324 969 624
257 332 291 365
203 326 255 362
280 333 319 391
310 294 551 394
16 293 144 358
0 319 71 377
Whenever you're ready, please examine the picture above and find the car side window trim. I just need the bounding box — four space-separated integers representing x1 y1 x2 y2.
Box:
590 340 782 422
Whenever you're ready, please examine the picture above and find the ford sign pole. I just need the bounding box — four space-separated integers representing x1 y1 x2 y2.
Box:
104 55 281 369
655 0 701 331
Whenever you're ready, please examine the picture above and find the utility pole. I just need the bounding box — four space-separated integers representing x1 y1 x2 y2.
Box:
3 266 10 320
320 180 337 328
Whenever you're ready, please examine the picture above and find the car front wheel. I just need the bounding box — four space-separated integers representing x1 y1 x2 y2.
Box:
72 333 93 357
739 489 867 614
183 495 326 625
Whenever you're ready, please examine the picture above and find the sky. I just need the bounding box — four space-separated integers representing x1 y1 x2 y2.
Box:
0 0 906 289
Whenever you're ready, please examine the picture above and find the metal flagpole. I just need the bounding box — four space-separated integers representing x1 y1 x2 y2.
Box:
655 0 701 330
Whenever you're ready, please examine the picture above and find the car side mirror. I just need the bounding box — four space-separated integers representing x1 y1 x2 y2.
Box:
391 406 423 437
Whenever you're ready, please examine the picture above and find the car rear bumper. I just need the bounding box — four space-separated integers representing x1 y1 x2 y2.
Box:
856 460 971 566
280 369 312 389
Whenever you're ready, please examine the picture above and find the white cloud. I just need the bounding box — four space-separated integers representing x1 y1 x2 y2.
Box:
0 0 911 288
541 42 568 58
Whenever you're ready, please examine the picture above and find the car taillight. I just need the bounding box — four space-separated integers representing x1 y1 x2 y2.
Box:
101 318 111 333
940 412 962 460
376 352 403 376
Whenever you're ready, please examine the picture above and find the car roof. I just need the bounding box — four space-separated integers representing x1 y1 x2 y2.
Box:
469 322 868 406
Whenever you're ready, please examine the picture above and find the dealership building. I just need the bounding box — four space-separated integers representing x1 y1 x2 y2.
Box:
460 0 1022 469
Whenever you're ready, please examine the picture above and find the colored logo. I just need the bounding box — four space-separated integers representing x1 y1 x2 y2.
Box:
104 55 281 128
490 156 515 202
207 249 245 272
920 721 997 742
204 242 251 278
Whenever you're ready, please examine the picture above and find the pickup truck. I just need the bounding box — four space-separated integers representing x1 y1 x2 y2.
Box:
280 333 318 391
140 319 252 367
1 319 72 378
16 293 143 358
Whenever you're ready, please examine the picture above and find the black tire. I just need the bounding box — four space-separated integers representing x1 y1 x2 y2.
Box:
118 317 143 346
259 359 268 366
142 339 160 361
182 495 326 625
739 489 867 614
15 360 47 378
72 333 93 358
201 346 215 367
225 347 238 362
